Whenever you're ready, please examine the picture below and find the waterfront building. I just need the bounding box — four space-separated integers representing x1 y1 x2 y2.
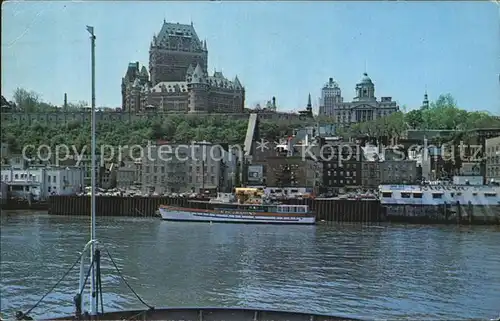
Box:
100 163 117 189
116 160 140 189
121 21 245 113
360 160 381 189
257 156 321 189
141 141 237 194
318 73 399 125
0 167 84 200
486 136 500 183
320 142 362 191
359 144 384 189
380 160 417 185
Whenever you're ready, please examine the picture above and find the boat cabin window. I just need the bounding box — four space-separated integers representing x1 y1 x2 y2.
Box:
382 192 392 198
432 193 442 199
401 192 411 198
413 192 423 199
278 206 289 213
295 206 306 213
484 193 497 197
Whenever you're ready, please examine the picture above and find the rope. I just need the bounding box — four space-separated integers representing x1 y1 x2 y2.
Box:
104 248 154 310
18 251 84 319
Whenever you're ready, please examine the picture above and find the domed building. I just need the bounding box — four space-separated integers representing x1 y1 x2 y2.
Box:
121 21 245 113
318 72 399 125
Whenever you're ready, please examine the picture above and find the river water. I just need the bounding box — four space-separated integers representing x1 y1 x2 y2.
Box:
1 212 499 320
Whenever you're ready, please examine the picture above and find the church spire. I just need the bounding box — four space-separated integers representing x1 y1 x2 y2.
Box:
307 93 312 110
422 89 429 109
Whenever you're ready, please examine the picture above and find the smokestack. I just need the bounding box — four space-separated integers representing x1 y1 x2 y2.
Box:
64 93 67 110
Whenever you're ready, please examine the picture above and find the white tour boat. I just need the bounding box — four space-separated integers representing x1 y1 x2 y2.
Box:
159 203 316 225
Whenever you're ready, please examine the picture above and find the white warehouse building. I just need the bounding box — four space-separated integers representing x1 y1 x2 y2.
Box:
0 166 85 201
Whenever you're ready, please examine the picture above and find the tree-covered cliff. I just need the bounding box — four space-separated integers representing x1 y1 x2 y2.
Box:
2 88 499 154
1 114 311 153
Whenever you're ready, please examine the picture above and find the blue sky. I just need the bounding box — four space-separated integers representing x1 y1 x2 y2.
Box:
2 1 499 114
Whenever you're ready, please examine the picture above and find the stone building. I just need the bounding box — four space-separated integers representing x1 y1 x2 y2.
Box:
320 143 362 190
141 141 237 194
360 160 381 189
121 21 245 113
262 156 320 189
485 136 500 183
318 73 399 125
380 160 417 184
116 161 137 189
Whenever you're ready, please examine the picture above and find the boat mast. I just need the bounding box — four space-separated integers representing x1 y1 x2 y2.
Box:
86 25 97 317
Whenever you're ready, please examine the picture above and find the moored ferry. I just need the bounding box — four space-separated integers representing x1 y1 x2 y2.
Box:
159 188 316 225
159 203 315 224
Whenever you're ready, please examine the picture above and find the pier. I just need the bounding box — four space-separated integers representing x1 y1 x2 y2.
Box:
45 195 500 225
47 195 383 222
48 195 202 217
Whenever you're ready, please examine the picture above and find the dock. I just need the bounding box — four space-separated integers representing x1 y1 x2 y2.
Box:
45 195 500 225
47 195 382 223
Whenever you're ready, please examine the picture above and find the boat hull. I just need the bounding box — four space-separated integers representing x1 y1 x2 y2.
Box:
46 307 359 320
159 206 316 225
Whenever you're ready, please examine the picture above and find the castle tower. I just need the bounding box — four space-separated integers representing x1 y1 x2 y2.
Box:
149 21 208 85
187 63 209 113
121 62 149 111
354 73 376 101
129 78 143 112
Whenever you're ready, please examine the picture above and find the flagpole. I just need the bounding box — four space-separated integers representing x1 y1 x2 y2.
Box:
86 25 97 317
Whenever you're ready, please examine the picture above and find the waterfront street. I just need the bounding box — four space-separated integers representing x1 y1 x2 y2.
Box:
1 212 499 320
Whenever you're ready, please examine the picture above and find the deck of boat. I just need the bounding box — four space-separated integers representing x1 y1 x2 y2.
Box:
47 307 361 320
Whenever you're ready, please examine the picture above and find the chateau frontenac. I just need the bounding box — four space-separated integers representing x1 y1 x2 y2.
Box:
121 21 245 113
